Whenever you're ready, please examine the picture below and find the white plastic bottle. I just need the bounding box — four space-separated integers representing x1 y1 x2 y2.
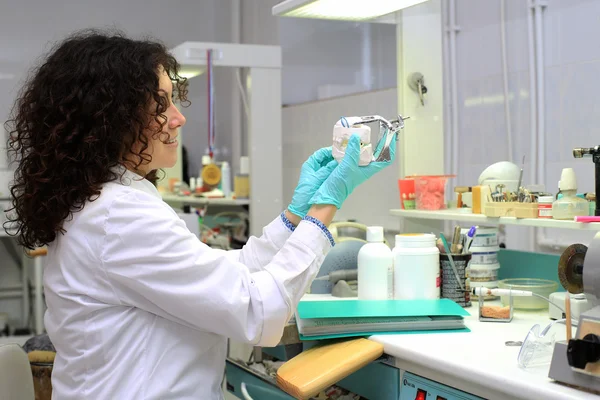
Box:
393 233 440 300
357 226 394 300
221 161 232 198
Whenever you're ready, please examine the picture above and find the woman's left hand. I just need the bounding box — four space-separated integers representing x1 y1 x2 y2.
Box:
288 147 338 219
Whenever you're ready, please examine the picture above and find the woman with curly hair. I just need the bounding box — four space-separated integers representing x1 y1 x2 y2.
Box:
5 30 395 399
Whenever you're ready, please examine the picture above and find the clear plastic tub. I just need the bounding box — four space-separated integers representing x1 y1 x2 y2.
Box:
413 175 453 210
469 263 500 282
498 278 558 310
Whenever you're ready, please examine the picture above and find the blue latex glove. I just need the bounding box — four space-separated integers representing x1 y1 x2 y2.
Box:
288 147 338 218
309 133 397 208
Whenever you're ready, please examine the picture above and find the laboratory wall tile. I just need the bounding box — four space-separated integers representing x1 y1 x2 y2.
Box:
456 0 498 32
552 0 600 65
508 70 531 163
457 79 484 166
479 74 510 159
558 61 600 161
543 1 563 68
543 66 563 164
504 1 530 73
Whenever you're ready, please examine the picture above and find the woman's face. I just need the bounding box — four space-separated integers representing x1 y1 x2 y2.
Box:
135 67 187 174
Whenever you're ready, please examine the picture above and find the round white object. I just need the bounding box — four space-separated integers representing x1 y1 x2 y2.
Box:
393 234 440 300
478 162 520 185
394 233 437 248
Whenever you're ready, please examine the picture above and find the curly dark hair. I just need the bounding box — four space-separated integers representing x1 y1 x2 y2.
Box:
4 29 189 249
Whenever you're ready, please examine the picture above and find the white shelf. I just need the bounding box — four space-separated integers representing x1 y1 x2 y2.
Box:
390 209 600 231
161 194 250 207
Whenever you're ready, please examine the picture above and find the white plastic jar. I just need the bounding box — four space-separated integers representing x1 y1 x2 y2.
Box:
469 263 500 282
469 246 500 264
393 233 440 300
461 227 499 247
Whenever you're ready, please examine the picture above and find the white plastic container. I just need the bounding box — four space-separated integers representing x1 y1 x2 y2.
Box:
358 227 393 300
461 227 498 248
469 246 500 265
469 263 500 282
393 233 440 300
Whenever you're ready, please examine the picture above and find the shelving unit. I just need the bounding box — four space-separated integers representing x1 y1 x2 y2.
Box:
390 209 600 231
161 193 250 207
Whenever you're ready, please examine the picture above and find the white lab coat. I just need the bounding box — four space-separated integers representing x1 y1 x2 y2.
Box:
43 169 332 399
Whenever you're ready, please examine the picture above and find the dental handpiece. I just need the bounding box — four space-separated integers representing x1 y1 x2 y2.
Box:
472 287 533 297
314 269 358 283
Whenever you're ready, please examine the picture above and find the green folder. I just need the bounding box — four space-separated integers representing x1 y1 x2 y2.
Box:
296 299 471 340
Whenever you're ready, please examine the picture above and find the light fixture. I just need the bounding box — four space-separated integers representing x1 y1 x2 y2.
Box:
178 66 205 80
272 0 429 21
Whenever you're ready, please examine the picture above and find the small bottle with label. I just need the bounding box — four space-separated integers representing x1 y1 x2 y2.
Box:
537 196 553 219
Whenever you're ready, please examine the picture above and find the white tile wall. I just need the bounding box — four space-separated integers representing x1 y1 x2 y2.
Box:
452 0 600 252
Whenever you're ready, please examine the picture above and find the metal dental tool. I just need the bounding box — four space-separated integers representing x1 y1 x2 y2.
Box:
350 114 409 163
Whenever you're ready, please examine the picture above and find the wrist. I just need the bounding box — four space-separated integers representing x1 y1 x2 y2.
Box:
285 209 302 226
306 205 336 227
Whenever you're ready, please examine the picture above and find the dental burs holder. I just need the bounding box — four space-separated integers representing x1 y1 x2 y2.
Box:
351 115 409 163
478 290 514 323
573 146 600 216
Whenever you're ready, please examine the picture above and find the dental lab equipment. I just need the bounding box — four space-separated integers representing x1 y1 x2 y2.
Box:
573 145 600 216
519 319 565 368
332 114 408 165
450 225 461 254
478 289 513 323
464 225 477 253
472 287 534 298
439 233 464 292
332 117 373 166
549 231 600 392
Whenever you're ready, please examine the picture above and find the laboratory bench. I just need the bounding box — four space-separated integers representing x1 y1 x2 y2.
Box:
226 299 598 400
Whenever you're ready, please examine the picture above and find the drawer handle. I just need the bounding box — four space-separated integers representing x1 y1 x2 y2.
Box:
240 382 254 400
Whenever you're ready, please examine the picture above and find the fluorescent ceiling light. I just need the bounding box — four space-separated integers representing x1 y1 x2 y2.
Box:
272 0 428 21
178 66 205 80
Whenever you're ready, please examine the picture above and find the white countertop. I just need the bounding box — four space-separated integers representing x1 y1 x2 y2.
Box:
370 301 597 400
0 336 31 346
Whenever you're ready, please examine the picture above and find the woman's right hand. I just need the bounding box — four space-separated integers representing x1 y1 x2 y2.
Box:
309 134 397 208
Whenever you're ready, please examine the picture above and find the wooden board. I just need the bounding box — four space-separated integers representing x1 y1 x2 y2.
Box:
484 202 538 218
276 338 384 400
